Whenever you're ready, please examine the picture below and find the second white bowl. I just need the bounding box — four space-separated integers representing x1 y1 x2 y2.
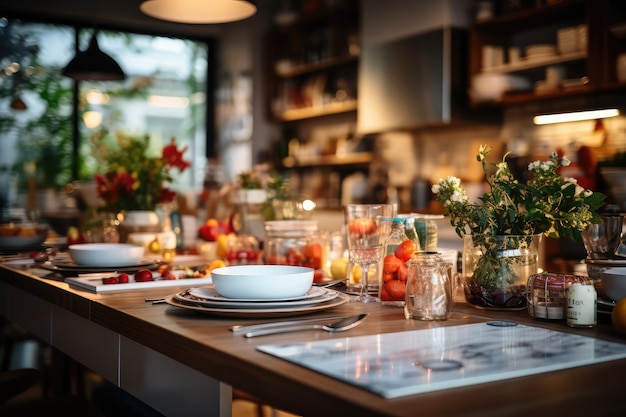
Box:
211 265 314 299
69 243 145 267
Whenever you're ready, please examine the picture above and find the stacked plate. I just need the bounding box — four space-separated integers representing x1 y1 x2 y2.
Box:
526 44 557 60
166 286 348 318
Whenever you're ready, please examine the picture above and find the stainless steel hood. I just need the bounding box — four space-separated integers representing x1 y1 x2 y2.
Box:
357 27 475 134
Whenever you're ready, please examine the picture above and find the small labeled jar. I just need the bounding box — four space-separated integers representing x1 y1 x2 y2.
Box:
567 282 597 328
527 273 590 320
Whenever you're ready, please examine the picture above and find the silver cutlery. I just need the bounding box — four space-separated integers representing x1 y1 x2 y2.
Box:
242 313 367 338
230 315 350 334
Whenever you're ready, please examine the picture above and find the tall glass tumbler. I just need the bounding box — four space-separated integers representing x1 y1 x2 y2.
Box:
344 204 394 303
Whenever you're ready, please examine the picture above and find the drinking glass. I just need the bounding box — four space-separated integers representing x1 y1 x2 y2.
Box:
344 204 394 303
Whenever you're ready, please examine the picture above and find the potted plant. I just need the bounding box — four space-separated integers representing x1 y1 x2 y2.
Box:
432 145 605 310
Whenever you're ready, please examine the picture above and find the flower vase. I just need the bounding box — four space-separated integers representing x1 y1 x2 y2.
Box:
462 234 541 310
119 210 161 243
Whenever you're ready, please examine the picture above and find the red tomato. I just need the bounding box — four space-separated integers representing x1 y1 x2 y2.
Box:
348 218 376 236
383 279 406 301
394 240 417 262
286 248 304 266
134 269 154 282
382 271 395 283
117 273 130 283
266 254 287 265
380 284 392 301
382 254 403 273
396 263 409 282
303 243 323 259
313 270 325 283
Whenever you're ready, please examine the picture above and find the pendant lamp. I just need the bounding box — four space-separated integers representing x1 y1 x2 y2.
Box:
140 0 256 24
62 33 126 81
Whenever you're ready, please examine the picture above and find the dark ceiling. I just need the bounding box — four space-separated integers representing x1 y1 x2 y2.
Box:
0 0 266 39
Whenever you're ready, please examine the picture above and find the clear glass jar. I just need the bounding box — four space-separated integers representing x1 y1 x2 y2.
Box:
527 273 590 321
264 220 324 282
405 253 451 321
379 217 410 306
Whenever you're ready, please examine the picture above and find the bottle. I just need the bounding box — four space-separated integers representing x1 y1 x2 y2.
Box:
385 218 408 255
567 283 597 328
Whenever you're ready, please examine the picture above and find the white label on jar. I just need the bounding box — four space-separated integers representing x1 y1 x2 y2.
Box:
567 284 597 327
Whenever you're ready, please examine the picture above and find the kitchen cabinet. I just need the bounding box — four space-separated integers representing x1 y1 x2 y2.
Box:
468 0 626 106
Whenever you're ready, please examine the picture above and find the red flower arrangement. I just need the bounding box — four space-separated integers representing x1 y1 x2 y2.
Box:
94 134 190 213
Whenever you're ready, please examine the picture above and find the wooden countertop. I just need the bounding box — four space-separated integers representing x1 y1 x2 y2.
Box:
2 263 626 417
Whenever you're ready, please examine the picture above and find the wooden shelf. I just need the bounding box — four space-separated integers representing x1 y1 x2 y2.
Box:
281 152 372 169
485 51 588 74
274 100 357 122
275 55 358 79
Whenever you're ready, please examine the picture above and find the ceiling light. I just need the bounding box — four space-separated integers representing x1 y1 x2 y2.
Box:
533 109 620 125
62 33 126 81
140 0 256 24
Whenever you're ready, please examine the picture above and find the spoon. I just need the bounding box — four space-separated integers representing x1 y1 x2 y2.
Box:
243 313 367 338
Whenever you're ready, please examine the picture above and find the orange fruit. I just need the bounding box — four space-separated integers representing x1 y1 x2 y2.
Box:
611 297 626 336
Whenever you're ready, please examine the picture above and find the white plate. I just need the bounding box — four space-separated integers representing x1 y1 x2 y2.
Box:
164 292 349 318
177 287 338 309
65 272 213 293
188 286 326 302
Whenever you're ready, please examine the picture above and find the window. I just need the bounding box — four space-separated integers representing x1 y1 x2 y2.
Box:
0 18 210 219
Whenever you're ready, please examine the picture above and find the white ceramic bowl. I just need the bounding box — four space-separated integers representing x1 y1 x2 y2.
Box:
69 243 145 267
211 265 314 299
599 267 626 302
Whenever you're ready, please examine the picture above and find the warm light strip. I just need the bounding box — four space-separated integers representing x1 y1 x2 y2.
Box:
148 95 190 108
533 109 620 125
140 0 256 24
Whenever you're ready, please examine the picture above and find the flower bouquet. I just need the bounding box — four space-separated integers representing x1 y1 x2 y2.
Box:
94 133 190 213
433 145 605 309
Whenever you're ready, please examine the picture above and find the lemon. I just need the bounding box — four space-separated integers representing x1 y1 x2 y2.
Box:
216 234 230 260
148 236 161 254
330 258 349 280
208 259 226 271
611 297 626 336
350 264 376 284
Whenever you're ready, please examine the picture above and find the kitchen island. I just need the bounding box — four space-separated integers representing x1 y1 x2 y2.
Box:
1 262 625 417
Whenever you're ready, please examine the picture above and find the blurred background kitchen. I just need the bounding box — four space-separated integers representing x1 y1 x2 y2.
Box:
1 0 625 273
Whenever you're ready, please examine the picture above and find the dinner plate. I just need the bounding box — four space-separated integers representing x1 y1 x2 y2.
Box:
188 285 327 302
40 260 160 276
177 287 338 309
164 292 349 318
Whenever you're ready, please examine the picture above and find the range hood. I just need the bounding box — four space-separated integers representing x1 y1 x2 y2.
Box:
357 27 476 134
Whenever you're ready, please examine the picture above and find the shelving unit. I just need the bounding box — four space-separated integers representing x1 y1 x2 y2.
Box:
264 0 364 209
468 0 626 107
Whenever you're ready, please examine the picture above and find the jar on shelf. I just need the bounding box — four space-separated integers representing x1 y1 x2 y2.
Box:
264 220 324 282
526 273 591 320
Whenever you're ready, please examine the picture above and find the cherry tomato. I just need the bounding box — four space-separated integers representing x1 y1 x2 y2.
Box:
396 263 409 282
160 269 176 280
382 271 395 283
348 218 376 236
134 269 154 282
117 273 130 283
313 270 325 283
102 276 118 285
394 240 417 262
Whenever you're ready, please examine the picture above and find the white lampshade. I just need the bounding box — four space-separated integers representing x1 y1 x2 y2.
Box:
140 0 257 24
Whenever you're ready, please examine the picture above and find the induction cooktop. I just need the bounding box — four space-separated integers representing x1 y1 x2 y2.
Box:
257 321 626 398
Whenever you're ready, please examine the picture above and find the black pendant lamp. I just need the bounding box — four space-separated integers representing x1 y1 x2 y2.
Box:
62 33 125 81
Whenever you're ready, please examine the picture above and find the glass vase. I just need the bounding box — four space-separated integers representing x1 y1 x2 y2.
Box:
462 234 541 310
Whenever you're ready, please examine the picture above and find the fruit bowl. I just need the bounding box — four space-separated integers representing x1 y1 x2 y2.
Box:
0 223 49 250
68 243 145 267
599 267 626 302
211 265 314 299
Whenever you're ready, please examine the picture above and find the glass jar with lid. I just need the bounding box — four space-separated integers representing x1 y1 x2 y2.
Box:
264 220 324 282
526 273 591 320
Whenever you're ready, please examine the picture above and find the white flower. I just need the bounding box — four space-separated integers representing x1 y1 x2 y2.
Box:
528 161 540 171
561 156 571 167
431 183 440 194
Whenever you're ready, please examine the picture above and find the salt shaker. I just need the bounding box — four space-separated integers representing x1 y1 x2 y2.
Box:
566 283 597 328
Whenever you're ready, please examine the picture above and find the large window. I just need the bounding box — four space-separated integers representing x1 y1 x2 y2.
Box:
0 18 210 218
